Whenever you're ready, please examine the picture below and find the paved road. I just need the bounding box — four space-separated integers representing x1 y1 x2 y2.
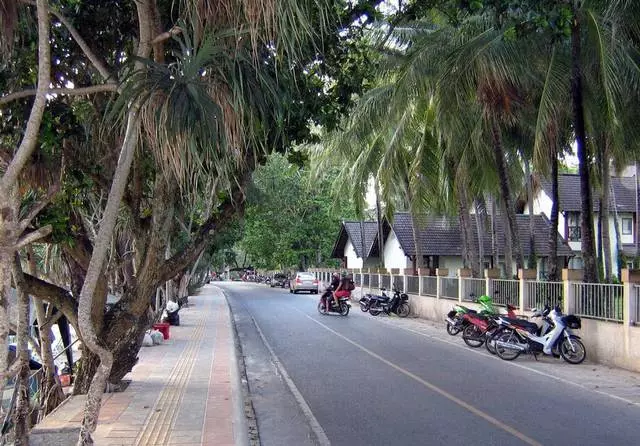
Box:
220 282 640 446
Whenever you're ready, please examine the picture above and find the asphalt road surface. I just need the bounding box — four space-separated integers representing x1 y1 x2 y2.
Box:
218 282 640 446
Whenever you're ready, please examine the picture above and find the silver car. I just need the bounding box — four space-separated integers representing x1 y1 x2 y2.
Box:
290 272 319 294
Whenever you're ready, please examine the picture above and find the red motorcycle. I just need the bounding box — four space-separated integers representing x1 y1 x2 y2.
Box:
317 288 351 316
462 305 536 354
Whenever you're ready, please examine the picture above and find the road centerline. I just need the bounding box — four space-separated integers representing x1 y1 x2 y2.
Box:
300 311 541 446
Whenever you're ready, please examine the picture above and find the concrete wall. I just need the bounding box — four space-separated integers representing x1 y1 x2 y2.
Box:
397 290 640 373
328 267 640 373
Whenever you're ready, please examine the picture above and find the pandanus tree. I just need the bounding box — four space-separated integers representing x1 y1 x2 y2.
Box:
2 0 334 444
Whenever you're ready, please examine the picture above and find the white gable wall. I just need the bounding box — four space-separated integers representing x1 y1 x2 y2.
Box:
383 230 410 270
344 239 363 269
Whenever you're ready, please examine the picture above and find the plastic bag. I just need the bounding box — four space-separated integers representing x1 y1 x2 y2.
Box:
142 332 153 347
150 330 164 345
166 301 179 313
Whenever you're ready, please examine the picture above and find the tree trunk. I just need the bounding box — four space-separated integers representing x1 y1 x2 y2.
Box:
474 198 486 277
612 194 623 280
77 108 141 445
571 8 598 283
0 0 50 394
548 148 560 281
491 120 525 270
11 255 32 445
27 246 64 419
457 181 480 276
491 196 498 268
503 203 513 279
375 181 385 268
599 138 612 282
407 190 424 275
524 158 536 269
359 220 366 268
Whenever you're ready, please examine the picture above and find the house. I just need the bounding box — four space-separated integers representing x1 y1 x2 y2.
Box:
533 173 639 273
331 221 382 268
332 212 573 278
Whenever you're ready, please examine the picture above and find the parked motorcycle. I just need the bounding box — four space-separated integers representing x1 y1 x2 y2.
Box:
445 294 518 336
462 308 537 354
317 289 351 316
493 306 586 364
362 285 410 318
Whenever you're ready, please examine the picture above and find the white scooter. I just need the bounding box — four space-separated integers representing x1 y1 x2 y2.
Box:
493 306 586 364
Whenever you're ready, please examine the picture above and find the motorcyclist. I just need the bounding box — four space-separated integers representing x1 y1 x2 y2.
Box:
332 272 352 308
324 272 340 309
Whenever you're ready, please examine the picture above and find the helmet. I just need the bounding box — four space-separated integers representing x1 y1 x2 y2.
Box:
341 271 347 278
477 295 492 305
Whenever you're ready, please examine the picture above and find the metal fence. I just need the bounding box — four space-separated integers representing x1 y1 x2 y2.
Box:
380 274 391 290
462 278 486 302
393 275 404 290
370 274 379 289
489 279 520 307
421 276 437 296
572 283 623 322
362 273 370 287
440 277 459 300
526 281 563 310
406 276 419 294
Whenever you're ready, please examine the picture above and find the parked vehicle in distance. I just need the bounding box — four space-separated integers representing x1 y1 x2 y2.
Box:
290 272 319 294
270 273 288 288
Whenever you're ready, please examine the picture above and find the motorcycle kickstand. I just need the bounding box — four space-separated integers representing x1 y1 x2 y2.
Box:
532 353 539 361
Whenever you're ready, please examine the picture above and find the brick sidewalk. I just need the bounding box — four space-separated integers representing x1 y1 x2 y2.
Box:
32 287 244 446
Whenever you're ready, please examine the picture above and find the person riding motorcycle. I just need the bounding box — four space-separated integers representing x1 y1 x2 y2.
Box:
330 272 352 308
322 273 340 309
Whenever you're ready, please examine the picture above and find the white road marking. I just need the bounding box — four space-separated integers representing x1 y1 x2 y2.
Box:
251 316 331 446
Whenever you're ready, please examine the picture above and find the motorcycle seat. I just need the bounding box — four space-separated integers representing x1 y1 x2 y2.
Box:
501 317 538 333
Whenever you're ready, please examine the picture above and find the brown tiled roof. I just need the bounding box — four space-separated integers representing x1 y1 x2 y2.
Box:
331 221 378 258
390 212 573 257
539 174 638 213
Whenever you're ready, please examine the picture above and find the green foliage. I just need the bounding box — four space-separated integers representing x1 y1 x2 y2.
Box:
238 153 356 270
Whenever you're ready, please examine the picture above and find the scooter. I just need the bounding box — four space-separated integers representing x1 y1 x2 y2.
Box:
493 306 586 364
361 285 410 318
445 293 519 336
317 289 351 316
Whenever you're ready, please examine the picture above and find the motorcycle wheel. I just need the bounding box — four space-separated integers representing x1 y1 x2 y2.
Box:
317 301 327 315
485 328 501 355
369 308 382 316
396 303 410 318
339 303 350 316
494 330 522 361
360 302 370 312
446 323 462 336
559 336 586 364
462 324 485 348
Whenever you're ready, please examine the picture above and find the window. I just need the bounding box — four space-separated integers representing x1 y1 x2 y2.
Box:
622 217 633 235
567 212 581 241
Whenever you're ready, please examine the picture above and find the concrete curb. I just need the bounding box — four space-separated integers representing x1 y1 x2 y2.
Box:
222 289 261 446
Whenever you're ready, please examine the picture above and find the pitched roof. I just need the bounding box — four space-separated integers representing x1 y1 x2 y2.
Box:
390 212 573 257
331 221 378 258
539 174 638 213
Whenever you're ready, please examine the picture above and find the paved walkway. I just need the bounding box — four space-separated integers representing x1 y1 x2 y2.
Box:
33 286 246 446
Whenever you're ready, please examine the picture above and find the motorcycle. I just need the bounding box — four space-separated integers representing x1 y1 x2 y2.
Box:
462 308 537 354
362 285 410 318
493 306 586 364
445 293 519 336
317 289 351 316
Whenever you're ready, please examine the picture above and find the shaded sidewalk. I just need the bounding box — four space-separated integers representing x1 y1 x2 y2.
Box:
32 286 247 446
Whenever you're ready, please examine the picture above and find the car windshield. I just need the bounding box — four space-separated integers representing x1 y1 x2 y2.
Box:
297 273 314 279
